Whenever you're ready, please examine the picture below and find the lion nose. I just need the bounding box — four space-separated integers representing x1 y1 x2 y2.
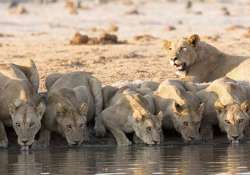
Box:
22 140 28 144
172 57 177 61
152 140 159 144
232 136 239 140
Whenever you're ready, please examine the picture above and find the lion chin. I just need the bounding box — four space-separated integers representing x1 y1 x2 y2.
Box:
176 70 187 77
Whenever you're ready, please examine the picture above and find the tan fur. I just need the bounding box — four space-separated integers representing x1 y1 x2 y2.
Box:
36 71 103 147
111 80 159 95
153 80 204 142
164 34 250 82
198 77 250 143
94 89 162 146
0 60 45 149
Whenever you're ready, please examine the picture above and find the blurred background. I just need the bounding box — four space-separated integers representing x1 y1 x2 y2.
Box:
1 0 250 89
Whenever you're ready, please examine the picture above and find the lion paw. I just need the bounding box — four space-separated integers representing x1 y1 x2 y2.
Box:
117 140 132 146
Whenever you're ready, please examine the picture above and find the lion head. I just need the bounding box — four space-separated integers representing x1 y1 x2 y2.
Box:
164 34 200 76
126 93 163 145
47 88 89 146
55 102 88 146
215 101 250 143
206 77 250 143
9 98 46 149
155 80 204 143
168 100 204 142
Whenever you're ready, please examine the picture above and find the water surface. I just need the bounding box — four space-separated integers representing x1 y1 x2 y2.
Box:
1 144 250 175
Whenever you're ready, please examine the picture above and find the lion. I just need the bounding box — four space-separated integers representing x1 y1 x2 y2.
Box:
0 60 46 150
94 88 163 146
35 71 103 147
153 79 205 143
197 77 250 143
111 80 159 95
164 34 250 83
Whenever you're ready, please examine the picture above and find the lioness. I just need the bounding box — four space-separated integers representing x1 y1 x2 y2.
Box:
164 34 250 82
198 77 250 143
0 60 45 150
95 88 162 146
153 80 205 143
111 80 159 95
36 71 103 147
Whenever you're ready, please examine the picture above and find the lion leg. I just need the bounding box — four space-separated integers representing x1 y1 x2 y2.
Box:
88 77 103 116
0 121 8 148
94 115 106 137
32 128 51 149
108 127 131 146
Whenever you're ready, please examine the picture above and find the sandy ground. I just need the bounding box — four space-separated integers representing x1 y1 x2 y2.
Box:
2 0 250 90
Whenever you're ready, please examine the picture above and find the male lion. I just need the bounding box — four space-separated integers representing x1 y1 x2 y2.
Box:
0 60 45 150
153 80 205 143
198 77 250 143
36 71 103 147
164 34 250 83
95 88 162 146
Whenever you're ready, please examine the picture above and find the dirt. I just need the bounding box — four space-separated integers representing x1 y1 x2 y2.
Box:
1 0 250 91
8 4 28 15
70 32 125 45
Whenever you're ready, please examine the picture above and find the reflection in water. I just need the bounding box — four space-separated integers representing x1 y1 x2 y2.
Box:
0 144 250 175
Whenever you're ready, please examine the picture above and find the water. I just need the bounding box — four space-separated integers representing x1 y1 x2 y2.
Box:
1 144 250 175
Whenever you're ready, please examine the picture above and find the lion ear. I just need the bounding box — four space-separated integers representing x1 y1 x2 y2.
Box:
157 111 163 122
198 102 205 114
163 40 172 49
172 102 184 113
8 104 16 118
8 99 22 117
214 100 225 112
79 103 88 116
187 34 200 46
56 103 66 113
36 101 46 120
241 101 250 114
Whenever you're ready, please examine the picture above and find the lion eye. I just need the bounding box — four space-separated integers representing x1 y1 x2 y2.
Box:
225 120 231 124
66 124 72 129
16 123 21 127
146 126 152 133
183 121 189 127
238 119 244 123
